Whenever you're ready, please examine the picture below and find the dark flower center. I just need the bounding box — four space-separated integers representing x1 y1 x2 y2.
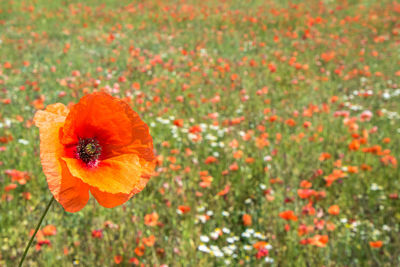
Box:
76 138 102 165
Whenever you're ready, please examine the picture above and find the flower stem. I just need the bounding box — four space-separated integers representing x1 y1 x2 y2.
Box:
19 196 54 267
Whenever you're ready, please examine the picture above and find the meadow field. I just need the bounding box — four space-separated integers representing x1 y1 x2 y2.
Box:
0 0 399 266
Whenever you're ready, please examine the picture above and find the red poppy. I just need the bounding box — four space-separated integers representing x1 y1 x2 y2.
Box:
42 225 57 236
114 255 123 264
308 235 329 247
177 205 191 214
328 205 340 215
279 210 298 221
34 92 155 212
242 214 252 226
134 244 145 256
142 235 156 247
144 212 159 227
217 184 230 196
369 241 383 248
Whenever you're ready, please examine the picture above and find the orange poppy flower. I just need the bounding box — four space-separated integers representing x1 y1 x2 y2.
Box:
217 184 230 196
318 152 331 161
279 210 298 221
242 214 252 226
144 212 159 227
134 244 145 256
142 235 156 247
308 235 329 247
114 255 123 264
34 92 155 212
253 241 268 250
369 241 383 248
42 225 57 236
328 205 340 215
177 205 191 214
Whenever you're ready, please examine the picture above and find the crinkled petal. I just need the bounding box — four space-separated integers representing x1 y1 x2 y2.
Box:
34 106 89 212
89 167 152 208
62 154 145 194
61 92 147 148
59 161 90 212
89 187 130 208
33 103 69 127
102 136 155 162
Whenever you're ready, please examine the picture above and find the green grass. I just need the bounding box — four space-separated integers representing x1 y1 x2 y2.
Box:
0 0 399 266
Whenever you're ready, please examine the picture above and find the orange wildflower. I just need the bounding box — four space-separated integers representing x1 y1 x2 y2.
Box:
178 205 191 214
279 210 298 221
324 169 347 187
298 224 314 236
309 235 329 247
173 119 184 127
114 255 123 264
3 62 12 68
204 156 218 164
348 139 360 151
297 189 315 199
134 244 145 256
300 180 312 188
217 184 230 196
369 241 383 248
285 118 296 127
42 225 57 236
34 92 155 212
144 212 159 227
245 157 255 164
242 214 252 226
318 152 331 161
4 184 17 192
326 221 336 231
347 166 358 173
233 150 243 159
23 192 32 200
270 177 283 184
199 175 213 188
5 169 30 185
328 205 340 215
142 235 156 247
253 241 268 250
380 155 397 167
229 162 239 171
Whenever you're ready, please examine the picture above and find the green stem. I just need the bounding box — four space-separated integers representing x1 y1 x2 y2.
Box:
19 196 54 267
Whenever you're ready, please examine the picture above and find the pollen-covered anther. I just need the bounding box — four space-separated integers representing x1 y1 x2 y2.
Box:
76 138 102 166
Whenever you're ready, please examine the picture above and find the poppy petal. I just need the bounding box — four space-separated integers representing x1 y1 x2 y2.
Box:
61 92 146 148
59 161 90 212
89 186 130 208
102 136 154 162
90 172 151 209
62 154 145 194
33 103 69 127
89 169 151 208
34 109 89 212
98 105 154 161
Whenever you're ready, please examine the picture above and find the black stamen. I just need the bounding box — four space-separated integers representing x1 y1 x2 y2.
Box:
76 138 102 166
